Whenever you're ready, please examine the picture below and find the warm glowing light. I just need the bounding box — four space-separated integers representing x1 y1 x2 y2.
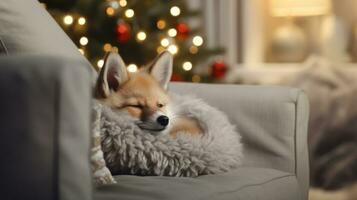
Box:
189 46 198 54
170 6 181 16
119 0 127 7
63 15 73 25
79 36 88 46
160 38 170 47
157 46 166 54
271 0 331 17
156 20 166 30
103 43 112 52
136 31 147 41
168 44 178 55
97 59 104 68
106 7 115 16
182 61 193 71
127 64 138 73
78 48 84 55
78 17 86 25
125 9 135 18
168 28 177 37
192 36 203 46
192 75 201 82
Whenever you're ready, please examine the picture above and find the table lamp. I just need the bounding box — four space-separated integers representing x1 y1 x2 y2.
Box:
270 0 331 62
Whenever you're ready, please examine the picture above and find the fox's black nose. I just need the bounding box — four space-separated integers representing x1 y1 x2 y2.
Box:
157 115 169 126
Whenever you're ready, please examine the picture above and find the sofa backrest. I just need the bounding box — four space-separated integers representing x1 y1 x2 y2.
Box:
0 0 97 80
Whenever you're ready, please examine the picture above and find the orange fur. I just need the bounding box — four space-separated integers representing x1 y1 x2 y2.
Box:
170 117 202 138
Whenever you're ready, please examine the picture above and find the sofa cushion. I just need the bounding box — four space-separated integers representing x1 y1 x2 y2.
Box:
169 82 310 198
94 167 302 200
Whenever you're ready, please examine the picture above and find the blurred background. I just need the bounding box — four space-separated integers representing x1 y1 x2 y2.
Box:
40 0 357 198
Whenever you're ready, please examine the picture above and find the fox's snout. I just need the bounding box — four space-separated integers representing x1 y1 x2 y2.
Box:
137 112 171 132
157 115 169 126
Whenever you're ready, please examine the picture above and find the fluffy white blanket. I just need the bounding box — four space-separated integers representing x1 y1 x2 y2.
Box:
98 93 243 177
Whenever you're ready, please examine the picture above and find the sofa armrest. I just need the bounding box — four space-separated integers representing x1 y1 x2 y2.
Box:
0 55 93 200
170 82 310 199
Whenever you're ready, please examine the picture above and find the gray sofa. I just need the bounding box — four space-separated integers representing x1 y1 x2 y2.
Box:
0 1 310 200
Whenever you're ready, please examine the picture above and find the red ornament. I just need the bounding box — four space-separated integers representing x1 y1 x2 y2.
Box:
171 73 183 82
116 22 131 43
176 22 189 39
211 60 227 79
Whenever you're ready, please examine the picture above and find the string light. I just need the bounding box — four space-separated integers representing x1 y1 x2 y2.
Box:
110 1 119 9
168 28 177 37
189 46 198 54
136 31 147 41
160 38 170 47
156 20 166 29
168 44 178 55
157 46 165 54
127 64 138 72
63 15 73 25
103 43 112 52
182 61 193 71
78 17 86 25
125 9 135 18
78 48 84 55
97 59 104 68
170 6 181 16
119 0 127 7
192 75 201 82
192 36 203 46
79 36 88 46
106 7 115 16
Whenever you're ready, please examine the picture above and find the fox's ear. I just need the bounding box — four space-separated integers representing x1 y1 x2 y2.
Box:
147 51 173 90
95 52 128 98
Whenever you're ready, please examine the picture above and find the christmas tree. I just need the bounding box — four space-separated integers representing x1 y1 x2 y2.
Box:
40 0 225 82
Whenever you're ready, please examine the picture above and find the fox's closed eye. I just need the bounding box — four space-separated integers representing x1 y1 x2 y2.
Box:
127 104 143 109
157 103 164 108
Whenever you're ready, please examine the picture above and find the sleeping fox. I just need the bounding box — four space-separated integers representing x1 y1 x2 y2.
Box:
94 51 202 138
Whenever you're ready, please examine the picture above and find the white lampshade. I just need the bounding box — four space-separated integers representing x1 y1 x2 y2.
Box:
271 0 331 17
